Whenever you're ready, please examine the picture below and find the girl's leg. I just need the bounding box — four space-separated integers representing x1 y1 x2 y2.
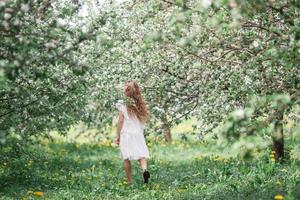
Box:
138 158 147 171
139 158 150 183
124 159 132 184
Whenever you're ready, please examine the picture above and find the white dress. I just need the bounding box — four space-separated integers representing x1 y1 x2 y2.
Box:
116 101 150 160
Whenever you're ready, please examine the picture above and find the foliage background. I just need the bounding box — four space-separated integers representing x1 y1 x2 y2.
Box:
0 0 300 199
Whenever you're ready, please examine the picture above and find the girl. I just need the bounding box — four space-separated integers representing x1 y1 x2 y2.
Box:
115 80 150 184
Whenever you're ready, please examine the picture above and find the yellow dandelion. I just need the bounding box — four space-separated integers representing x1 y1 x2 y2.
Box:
33 191 44 197
271 158 276 162
196 156 203 160
270 154 275 158
176 188 184 193
276 181 281 186
213 156 226 161
117 182 123 186
192 172 201 177
274 194 284 200
271 151 276 154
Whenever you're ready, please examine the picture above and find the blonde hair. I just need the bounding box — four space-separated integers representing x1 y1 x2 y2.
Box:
124 80 149 123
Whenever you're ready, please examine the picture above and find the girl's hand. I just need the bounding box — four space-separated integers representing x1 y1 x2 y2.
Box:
115 136 120 145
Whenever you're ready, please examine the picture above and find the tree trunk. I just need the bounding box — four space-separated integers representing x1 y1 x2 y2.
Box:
272 110 284 162
163 123 172 143
161 116 172 143
271 90 300 162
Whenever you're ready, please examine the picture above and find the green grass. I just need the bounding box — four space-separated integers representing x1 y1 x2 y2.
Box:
172 118 197 134
1 140 300 200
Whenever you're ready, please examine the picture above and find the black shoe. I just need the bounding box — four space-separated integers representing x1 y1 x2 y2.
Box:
143 170 150 183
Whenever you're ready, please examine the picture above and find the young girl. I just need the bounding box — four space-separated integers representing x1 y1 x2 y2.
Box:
115 80 150 184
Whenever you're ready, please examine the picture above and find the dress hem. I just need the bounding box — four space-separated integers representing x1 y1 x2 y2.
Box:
121 155 150 161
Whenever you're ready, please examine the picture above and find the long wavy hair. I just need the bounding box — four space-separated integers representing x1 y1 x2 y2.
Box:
124 80 149 123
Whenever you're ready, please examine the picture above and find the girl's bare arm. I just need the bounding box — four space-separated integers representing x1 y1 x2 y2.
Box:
115 112 124 144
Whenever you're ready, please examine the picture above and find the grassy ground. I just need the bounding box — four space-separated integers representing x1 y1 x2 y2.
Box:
48 118 198 144
1 140 300 200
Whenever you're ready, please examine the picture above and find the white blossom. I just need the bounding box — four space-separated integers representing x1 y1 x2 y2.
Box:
57 18 66 27
13 60 20 67
178 38 188 47
13 19 21 26
0 60 5 67
21 3 30 13
252 40 259 48
175 13 186 23
187 74 193 81
233 109 245 120
45 41 56 49
201 0 212 9
4 13 12 20
244 76 252 85
2 21 9 30
65 41 73 49
0 2 6 7
153 107 165 114
35 19 42 24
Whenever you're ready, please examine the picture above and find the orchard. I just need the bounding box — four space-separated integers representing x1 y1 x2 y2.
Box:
0 0 299 199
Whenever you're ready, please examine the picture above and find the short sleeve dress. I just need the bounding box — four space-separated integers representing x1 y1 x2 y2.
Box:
116 101 150 160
